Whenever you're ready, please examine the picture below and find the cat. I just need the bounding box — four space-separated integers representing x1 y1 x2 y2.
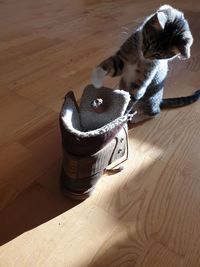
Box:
92 5 200 123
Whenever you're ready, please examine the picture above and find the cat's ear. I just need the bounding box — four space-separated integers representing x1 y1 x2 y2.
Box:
150 12 167 30
158 5 172 11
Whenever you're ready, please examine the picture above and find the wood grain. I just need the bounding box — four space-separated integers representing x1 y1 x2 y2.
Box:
0 0 200 266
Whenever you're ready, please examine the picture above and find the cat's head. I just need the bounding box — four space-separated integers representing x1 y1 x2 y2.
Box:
142 5 193 60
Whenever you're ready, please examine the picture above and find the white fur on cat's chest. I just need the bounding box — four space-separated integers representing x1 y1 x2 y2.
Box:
123 64 137 83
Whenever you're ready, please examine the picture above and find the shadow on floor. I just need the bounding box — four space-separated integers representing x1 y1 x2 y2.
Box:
0 180 81 246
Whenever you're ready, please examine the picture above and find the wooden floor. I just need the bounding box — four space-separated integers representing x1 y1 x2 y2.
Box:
0 0 200 266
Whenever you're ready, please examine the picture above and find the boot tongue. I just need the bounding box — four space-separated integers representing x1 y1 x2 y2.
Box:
79 84 131 131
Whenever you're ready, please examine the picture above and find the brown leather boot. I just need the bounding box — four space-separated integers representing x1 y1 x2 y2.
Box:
59 85 133 200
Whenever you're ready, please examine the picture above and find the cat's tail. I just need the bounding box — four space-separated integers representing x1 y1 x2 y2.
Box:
160 90 200 109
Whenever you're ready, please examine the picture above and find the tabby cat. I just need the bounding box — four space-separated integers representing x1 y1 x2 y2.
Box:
92 5 200 123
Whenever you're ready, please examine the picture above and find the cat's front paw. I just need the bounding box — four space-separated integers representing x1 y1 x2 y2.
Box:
92 67 107 88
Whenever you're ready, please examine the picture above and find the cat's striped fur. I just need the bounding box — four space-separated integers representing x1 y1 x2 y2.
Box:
92 5 199 123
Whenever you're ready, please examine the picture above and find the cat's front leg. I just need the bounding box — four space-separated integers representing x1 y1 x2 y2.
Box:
130 85 147 102
92 54 124 88
129 66 158 101
92 67 107 88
